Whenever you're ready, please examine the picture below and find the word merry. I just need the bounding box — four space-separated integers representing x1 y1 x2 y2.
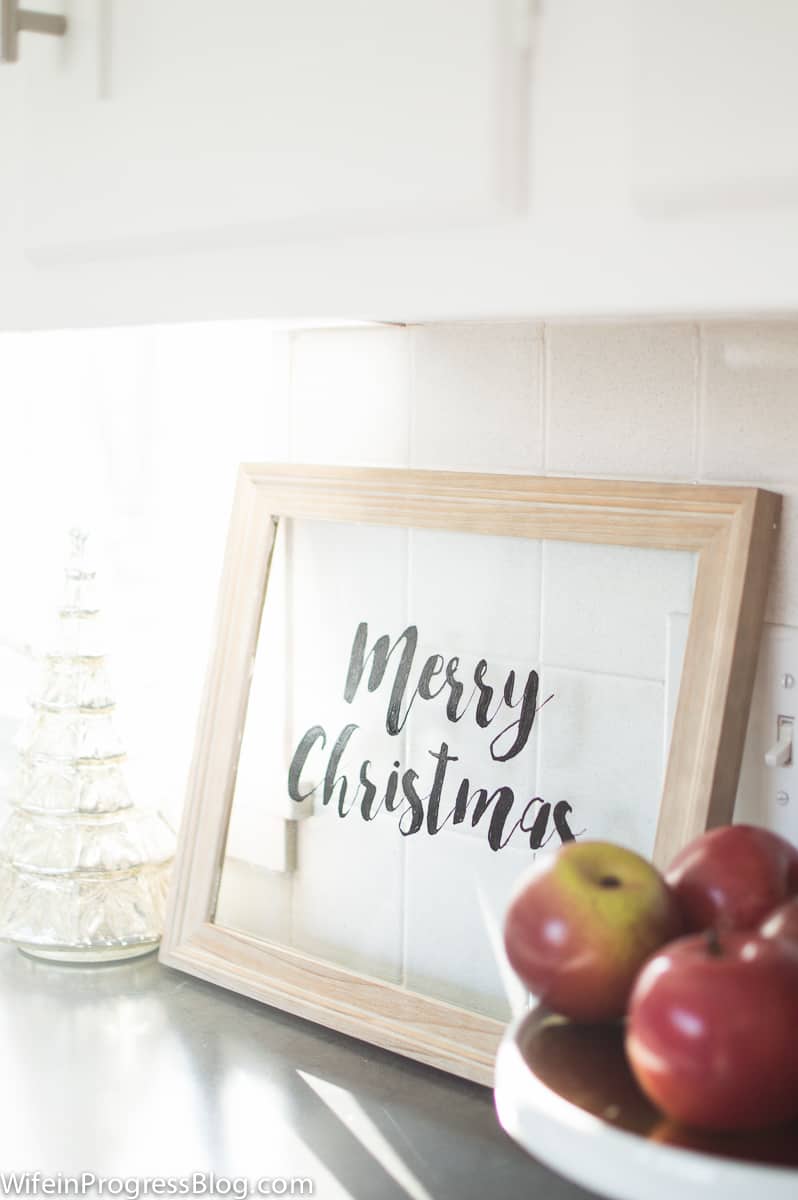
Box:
345 622 551 761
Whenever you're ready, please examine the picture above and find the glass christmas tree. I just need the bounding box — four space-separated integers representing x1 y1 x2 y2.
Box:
0 530 175 961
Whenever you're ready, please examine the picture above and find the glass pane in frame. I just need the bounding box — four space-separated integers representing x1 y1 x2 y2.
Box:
213 516 697 1023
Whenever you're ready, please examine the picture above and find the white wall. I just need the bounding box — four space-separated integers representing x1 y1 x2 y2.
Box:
278 317 798 675
0 322 282 828
1 317 796 1016
232 319 797 1015
280 320 795 634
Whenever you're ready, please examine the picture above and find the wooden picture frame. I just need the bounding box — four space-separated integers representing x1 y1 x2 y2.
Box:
160 465 780 1085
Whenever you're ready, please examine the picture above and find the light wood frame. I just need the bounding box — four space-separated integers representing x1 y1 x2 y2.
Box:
160 465 780 1086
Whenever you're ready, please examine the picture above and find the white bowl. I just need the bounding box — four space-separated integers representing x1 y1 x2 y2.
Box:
494 1007 798 1200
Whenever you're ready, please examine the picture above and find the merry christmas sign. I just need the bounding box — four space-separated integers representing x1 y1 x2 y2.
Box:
286 619 575 852
162 465 776 1084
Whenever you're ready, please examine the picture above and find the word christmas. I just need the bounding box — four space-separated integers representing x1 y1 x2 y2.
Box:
287 622 577 852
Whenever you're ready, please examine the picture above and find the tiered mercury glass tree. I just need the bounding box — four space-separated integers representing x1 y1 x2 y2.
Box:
0 530 175 961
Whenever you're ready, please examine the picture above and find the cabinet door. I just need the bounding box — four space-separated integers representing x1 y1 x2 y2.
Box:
21 0 529 259
626 1 798 217
0 54 25 275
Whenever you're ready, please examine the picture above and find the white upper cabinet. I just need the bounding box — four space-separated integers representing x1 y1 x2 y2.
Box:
4 0 798 325
21 0 528 256
626 2 798 219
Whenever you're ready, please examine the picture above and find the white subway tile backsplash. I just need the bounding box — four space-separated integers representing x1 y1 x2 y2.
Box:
541 542 696 680
536 668 665 858
546 323 697 479
700 321 798 484
215 858 292 946
289 519 409 772
60 312 796 1037
230 315 795 1022
213 316 798 1037
292 814 404 982
410 323 543 472
290 326 410 466
11 310 798 1076
403 831 532 1019
408 528 541 663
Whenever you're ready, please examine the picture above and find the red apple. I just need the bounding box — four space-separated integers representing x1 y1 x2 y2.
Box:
503 841 681 1023
626 931 798 1132
760 895 798 947
665 824 798 933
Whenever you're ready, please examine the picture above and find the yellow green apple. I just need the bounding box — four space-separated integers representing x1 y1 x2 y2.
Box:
504 841 681 1022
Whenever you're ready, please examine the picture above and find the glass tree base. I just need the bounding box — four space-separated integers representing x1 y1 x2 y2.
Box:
18 938 160 964
0 857 173 959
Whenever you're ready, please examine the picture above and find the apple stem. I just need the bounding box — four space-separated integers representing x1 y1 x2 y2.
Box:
706 927 724 957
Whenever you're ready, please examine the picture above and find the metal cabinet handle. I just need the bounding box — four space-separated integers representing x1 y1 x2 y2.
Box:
1 0 66 63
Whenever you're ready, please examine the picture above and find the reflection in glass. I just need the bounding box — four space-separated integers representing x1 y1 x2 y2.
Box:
215 520 696 1020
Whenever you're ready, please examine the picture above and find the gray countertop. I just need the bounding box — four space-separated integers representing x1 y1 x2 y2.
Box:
0 945 600 1200
0 945 602 1200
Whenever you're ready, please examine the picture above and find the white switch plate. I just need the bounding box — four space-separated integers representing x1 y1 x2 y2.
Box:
668 617 798 844
736 624 798 844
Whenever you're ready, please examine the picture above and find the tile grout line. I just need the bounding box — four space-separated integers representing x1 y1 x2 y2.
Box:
694 322 706 482
529 324 548 1007
540 323 550 477
285 330 296 463
284 330 297 944
285 516 297 948
406 326 416 469
400 327 414 986
533 328 548 1007
400 524 412 990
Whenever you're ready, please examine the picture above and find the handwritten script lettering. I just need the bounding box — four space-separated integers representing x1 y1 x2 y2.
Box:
287 622 578 852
